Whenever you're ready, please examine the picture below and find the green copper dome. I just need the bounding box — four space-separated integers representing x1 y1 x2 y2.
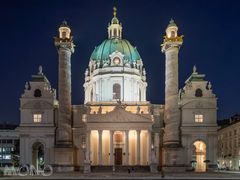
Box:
90 39 141 62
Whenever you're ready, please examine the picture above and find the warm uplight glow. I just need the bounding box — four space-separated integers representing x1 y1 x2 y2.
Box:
59 27 71 39
166 27 177 38
90 130 99 165
193 141 206 172
102 130 110 165
129 130 136 165
82 114 87 122
33 113 42 123
89 105 149 114
114 131 123 143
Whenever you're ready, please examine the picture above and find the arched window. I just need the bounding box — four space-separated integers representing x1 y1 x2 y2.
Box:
113 83 121 100
114 29 117 37
195 88 203 97
34 89 42 97
171 31 175 38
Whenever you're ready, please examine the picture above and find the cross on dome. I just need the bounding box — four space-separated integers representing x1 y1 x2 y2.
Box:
113 6 117 17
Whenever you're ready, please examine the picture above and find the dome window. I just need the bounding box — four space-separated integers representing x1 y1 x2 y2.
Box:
113 57 121 65
114 29 117 37
113 83 121 100
34 89 42 98
195 88 203 97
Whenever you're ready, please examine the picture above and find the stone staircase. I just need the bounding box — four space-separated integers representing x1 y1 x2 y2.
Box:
91 165 150 173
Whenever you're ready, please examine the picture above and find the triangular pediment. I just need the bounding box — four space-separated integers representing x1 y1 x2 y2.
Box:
86 106 152 123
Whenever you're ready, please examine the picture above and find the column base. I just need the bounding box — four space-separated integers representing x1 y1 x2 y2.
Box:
207 163 218 172
162 146 186 172
83 160 91 173
150 163 158 173
53 146 75 172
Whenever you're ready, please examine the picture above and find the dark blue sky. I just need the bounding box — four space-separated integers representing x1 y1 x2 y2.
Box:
0 0 239 124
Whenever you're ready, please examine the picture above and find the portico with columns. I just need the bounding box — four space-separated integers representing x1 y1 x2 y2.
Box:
83 105 155 166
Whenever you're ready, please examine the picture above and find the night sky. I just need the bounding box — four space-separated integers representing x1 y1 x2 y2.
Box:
0 0 239 124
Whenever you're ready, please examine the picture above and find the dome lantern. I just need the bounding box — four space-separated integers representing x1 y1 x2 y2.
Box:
108 7 122 39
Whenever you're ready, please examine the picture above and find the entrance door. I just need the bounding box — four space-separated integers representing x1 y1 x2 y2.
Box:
193 141 206 172
114 148 122 165
32 142 44 171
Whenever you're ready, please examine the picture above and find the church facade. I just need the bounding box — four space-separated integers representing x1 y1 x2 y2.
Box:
17 8 218 172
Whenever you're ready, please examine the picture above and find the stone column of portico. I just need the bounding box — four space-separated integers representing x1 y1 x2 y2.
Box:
125 130 129 165
137 130 141 165
83 130 91 173
86 130 91 162
154 133 160 164
98 130 102 165
110 130 114 165
148 130 152 165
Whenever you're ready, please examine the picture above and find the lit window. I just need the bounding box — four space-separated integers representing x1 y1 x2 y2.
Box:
195 114 203 123
33 114 42 123
3 155 11 160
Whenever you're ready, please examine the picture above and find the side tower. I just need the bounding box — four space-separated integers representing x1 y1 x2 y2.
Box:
180 66 218 171
54 21 75 171
161 19 185 171
18 66 56 168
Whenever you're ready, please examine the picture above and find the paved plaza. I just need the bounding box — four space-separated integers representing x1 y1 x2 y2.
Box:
1 171 240 180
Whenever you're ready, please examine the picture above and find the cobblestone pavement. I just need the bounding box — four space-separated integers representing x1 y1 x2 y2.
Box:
1 171 240 179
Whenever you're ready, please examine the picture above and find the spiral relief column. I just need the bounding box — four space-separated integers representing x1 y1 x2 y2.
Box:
161 19 186 172
54 21 75 171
